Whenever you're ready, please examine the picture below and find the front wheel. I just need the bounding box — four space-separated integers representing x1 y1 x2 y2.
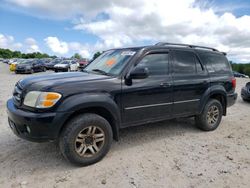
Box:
59 113 113 166
195 99 223 131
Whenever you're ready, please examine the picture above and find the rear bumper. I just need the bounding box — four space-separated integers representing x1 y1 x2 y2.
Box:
7 99 70 142
227 92 237 107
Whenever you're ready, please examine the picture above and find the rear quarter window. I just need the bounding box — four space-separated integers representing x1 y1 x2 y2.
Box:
199 53 231 74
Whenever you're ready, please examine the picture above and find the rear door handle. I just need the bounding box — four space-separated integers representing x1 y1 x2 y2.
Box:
160 82 171 87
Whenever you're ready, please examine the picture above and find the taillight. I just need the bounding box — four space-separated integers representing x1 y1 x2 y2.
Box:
232 78 236 89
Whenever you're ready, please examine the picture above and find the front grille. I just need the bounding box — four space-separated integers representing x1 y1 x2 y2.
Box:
13 82 23 105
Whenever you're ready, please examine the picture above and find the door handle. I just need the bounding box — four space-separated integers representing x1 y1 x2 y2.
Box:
160 82 171 87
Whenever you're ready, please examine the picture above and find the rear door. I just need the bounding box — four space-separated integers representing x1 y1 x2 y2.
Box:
171 50 209 116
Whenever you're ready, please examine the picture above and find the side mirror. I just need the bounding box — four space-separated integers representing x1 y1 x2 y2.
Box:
129 67 149 79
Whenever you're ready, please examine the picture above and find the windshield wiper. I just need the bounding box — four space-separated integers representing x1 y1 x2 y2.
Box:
91 69 111 76
81 69 89 73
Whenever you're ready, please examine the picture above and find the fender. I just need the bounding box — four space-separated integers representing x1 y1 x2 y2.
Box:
56 92 121 140
199 85 227 114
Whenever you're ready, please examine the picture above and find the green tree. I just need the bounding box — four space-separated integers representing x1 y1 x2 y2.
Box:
72 53 82 59
0 49 12 58
238 64 244 74
92 51 102 60
0 48 54 59
244 66 250 76
12 51 22 58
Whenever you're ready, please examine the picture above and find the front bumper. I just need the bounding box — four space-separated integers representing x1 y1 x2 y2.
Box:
15 69 31 74
7 99 70 142
227 92 238 107
54 67 68 72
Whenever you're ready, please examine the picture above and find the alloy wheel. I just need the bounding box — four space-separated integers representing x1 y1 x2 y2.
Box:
75 126 105 157
206 105 219 126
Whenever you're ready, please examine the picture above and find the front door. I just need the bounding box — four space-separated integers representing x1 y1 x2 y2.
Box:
121 51 173 126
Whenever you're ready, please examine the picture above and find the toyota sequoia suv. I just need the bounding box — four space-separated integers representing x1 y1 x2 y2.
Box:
7 43 237 166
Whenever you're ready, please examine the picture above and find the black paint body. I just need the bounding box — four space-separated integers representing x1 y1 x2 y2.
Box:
7 45 237 142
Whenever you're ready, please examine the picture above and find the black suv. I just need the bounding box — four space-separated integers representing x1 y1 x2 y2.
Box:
7 43 237 166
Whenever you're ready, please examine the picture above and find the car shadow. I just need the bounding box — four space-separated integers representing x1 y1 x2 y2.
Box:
1 117 200 172
112 117 200 152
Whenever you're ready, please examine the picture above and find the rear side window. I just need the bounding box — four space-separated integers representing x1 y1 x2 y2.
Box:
137 53 169 76
199 53 231 73
172 50 201 75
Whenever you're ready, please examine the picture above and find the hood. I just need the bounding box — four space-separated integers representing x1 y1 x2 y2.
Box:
18 72 111 91
17 63 32 67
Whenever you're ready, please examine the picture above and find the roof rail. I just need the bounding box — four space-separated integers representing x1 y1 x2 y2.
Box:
155 42 219 52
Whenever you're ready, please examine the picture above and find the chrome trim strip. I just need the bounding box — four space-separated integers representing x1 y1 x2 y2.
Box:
174 99 200 104
124 99 200 110
125 102 172 110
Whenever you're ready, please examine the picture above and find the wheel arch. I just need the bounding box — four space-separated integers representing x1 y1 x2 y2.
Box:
56 93 121 141
199 86 227 115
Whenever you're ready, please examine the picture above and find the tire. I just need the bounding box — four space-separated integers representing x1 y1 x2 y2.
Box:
59 113 113 166
242 98 250 102
195 99 223 131
55 70 58 73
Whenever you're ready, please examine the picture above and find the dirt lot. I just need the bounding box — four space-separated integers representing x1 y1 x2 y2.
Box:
0 62 249 188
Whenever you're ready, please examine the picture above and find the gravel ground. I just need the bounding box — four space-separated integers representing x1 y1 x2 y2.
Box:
0 62 250 188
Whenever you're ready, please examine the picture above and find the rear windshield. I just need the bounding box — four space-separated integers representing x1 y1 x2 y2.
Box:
198 53 231 74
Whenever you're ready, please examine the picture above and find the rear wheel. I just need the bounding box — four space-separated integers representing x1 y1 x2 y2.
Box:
195 99 223 131
59 113 113 166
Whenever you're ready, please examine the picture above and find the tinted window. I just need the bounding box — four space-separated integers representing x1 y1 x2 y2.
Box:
196 59 203 73
137 53 168 76
199 53 231 73
173 51 197 74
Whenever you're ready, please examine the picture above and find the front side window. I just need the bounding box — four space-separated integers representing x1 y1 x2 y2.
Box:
136 53 169 76
85 49 137 76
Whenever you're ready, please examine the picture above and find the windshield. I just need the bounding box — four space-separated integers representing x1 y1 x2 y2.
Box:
50 59 62 64
60 61 70 64
84 49 137 76
19 60 33 64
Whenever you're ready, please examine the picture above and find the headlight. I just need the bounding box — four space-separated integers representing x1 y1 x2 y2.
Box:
23 91 62 108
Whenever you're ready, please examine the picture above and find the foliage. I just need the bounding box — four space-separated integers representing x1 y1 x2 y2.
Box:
72 53 82 59
92 51 102 60
0 48 55 59
231 62 250 76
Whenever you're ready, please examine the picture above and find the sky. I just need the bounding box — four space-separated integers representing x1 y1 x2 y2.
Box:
0 0 250 62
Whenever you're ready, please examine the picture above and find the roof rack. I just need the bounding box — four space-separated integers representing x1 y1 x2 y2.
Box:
155 42 219 52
